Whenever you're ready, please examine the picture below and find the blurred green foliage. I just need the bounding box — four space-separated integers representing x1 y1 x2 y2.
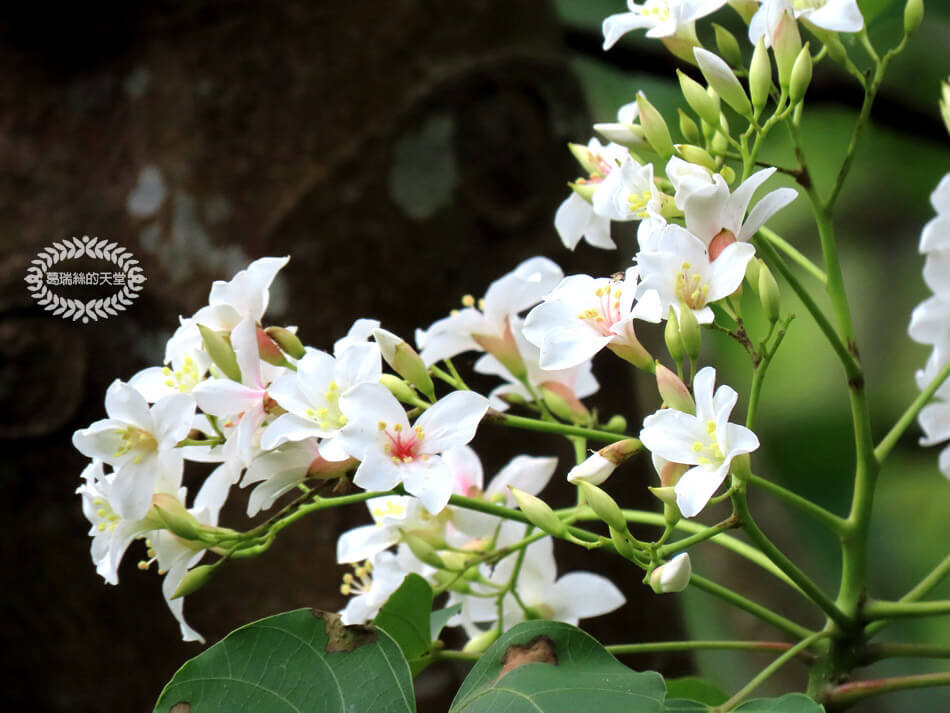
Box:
553 0 950 709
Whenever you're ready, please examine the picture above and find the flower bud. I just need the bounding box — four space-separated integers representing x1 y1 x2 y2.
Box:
610 526 637 560
675 144 717 172
198 324 242 382
373 328 436 400
637 92 674 159
171 564 217 600
789 44 812 106
256 327 288 367
664 500 682 526
745 256 762 288
757 262 781 322
719 165 736 184
541 381 591 426
402 531 445 569
462 628 499 654
904 0 924 35
678 109 701 145
730 453 753 482
694 48 752 119
649 485 678 508
265 326 305 360
577 480 627 532
709 229 737 261
509 487 567 538
729 0 759 23
594 121 645 146
567 453 615 486
773 11 803 90
599 437 642 465
665 307 685 364
678 70 720 128
650 553 692 593
656 364 696 414
749 38 771 116
711 128 729 156
151 493 203 541
379 374 418 404
498 392 527 407
677 303 701 362
603 414 628 433
473 318 526 380
606 339 655 373
439 551 479 580
713 23 743 68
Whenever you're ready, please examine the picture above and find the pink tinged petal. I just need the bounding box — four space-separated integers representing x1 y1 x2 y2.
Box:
340 383 409 460
353 448 404 492
415 391 489 454
550 572 626 623
443 445 485 495
151 393 197 448
706 242 755 302
803 0 863 33
337 525 401 564
260 413 322 450
739 187 799 241
675 463 730 518
128 367 176 402
105 379 154 431
603 12 653 49
110 457 159 520
193 378 263 419
401 459 454 514
487 456 558 504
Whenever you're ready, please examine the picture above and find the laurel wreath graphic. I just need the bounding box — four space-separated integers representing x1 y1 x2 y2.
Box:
24 235 147 323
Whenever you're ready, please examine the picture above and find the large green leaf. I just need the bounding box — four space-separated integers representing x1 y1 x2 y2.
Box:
154 609 415 713
374 573 433 675
665 677 728 705
449 620 666 713
734 694 825 712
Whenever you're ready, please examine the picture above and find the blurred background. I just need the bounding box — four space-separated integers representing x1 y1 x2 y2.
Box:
1 1 947 711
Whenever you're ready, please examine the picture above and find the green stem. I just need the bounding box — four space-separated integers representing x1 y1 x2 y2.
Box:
733 491 853 630
716 632 831 712
875 358 950 462
749 475 848 535
824 671 950 709
862 643 950 664
758 227 827 285
443 358 468 390
865 554 950 638
484 410 636 444
434 649 480 663
691 574 814 641
657 513 739 558
863 599 950 620
606 640 813 661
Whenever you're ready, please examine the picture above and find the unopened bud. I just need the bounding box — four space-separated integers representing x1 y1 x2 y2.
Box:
265 326 306 360
709 229 737 261
462 628 499 654
713 23 743 68
256 328 288 367
600 438 642 465
603 414 628 433
665 307 685 363
678 303 701 361
659 461 689 488
650 553 692 593
171 563 217 600
569 180 596 202
607 339 655 372
509 487 567 538
757 263 781 322
675 144 717 171
678 109 701 145
729 0 759 24
719 165 736 184
904 0 924 35
694 48 752 119
402 531 445 569
567 453 616 486
749 38 771 115
577 481 627 532
789 44 812 106
198 324 242 382
656 364 696 414
151 494 203 541
664 500 682 526
439 551 479 580
711 128 729 156
610 526 637 560
745 257 762 288
594 121 645 146
678 70 720 128
541 381 591 426
499 392 527 407
650 485 678 508
379 374 417 404
374 328 436 400
774 12 803 90
731 453 752 482
637 92 674 159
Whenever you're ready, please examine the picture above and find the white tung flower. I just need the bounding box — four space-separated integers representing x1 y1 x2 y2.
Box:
920 173 950 253
749 0 863 46
593 156 667 247
639 366 759 517
603 0 728 49
339 384 489 514
915 352 950 480
339 550 410 625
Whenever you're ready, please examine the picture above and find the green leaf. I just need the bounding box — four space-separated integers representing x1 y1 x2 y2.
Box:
449 620 666 713
664 700 709 712
154 608 415 713
374 573 434 675
734 693 825 712
431 603 462 640
666 677 728 705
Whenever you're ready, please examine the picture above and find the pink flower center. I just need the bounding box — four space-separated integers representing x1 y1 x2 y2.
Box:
577 282 624 336
380 422 425 464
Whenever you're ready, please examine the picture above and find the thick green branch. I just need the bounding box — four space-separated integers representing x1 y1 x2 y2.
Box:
863 599 950 621
484 409 636 444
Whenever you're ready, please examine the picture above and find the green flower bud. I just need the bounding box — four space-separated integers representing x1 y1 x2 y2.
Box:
678 303 701 362
719 165 736 184
265 326 306 360
577 480 627 533
603 414 628 433
757 262 781 322
256 327 289 367
509 487 567 538
745 256 762 288
151 493 203 542
374 328 435 401
678 109 701 145
675 144 717 172
713 23 743 68
379 374 418 404
749 38 772 115
637 92 674 159
677 70 721 128
665 307 685 364
729 0 759 23
649 486 678 508
198 324 242 382
711 128 729 156
694 47 752 119
610 526 637 560
656 364 696 414
904 0 924 35
402 531 445 569
462 628 499 654
773 12 803 90
789 44 813 106
171 564 217 600
731 453 753 482
569 180 596 203
541 381 591 426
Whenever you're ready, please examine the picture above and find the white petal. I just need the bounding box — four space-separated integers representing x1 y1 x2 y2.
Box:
602 12 653 50
401 459 455 514
551 572 625 623
803 0 863 33
352 448 403 492
675 464 729 518
105 379 153 431
337 524 401 564
151 393 197 448
415 391 489 454
260 413 321 450
192 379 262 419
110 458 159 520
486 455 558 504
340 383 409 459
739 188 799 241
